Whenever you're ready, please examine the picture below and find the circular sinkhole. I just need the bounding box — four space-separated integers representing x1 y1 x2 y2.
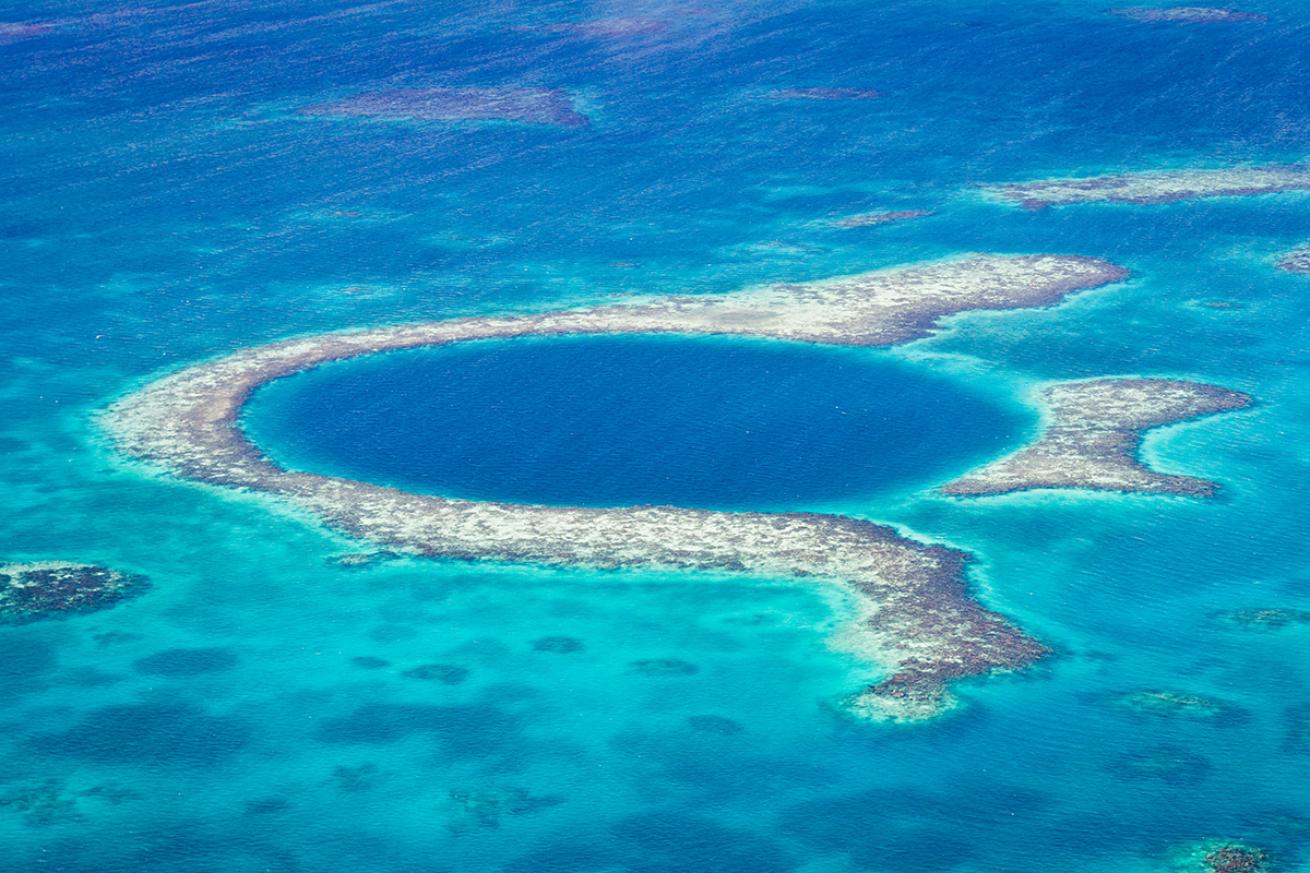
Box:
242 334 1028 510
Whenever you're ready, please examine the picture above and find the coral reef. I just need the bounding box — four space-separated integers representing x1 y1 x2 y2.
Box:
531 635 584 653
766 88 881 101
943 378 1250 497
830 209 933 229
445 786 566 833
1108 7 1267 23
102 253 1249 720
0 561 149 624
1176 840 1271 873
1111 744 1212 785
298 87 588 127
1214 608 1310 630
984 167 1310 209
1276 247 1310 275
687 715 745 734
402 663 470 684
0 779 136 827
630 658 699 676
1112 689 1240 721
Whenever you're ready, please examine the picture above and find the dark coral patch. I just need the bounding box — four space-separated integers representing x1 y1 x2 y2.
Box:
1110 689 1246 724
328 550 400 569
350 656 391 670
93 631 142 647
0 561 149 624
244 797 292 815
331 762 380 793
402 663 469 684
687 715 744 735
629 658 699 676
766 87 881 101
133 647 239 677
317 702 519 757
299 87 588 128
0 779 138 827
0 779 84 827
30 701 250 765
445 786 566 832
1282 703 1310 755
1214 608 1310 630
1110 744 1212 785
531 635 584 654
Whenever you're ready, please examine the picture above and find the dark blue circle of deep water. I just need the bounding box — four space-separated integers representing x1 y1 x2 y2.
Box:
243 335 1027 509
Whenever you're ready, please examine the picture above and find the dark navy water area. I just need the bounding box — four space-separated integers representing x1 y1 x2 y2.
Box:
244 336 1027 508
5 0 1310 871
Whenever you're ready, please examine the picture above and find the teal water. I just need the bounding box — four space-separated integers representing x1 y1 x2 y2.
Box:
242 335 1028 509
3 0 1310 871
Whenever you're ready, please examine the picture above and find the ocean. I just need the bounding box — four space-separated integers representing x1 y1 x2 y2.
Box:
2 0 1309 870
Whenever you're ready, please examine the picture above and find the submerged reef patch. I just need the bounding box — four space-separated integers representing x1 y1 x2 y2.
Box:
1107 7 1267 23
943 378 1250 497
444 786 566 833
1110 744 1212 785
31 701 250 765
0 779 136 827
1277 247 1310 275
531 635 584 654
0 561 149 624
298 87 588 127
629 658 699 676
1213 608 1310 630
983 166 1310 209
402 663 470 684
0 21 51 42
766 87 881 101
1111 689 1244 722
687 714 745 734
102 253 1240 720
1175 840 1272 873
830 209 933 229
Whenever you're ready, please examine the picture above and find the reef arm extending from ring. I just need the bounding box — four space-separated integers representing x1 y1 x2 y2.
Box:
942 378 1251 497
103 254 1127 721
982 166 1310 209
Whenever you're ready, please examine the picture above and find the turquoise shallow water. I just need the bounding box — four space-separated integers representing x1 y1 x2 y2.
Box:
3 0 1310 871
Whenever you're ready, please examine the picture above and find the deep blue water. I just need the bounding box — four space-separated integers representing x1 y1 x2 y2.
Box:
3 1 1310 872
244 336 1026 508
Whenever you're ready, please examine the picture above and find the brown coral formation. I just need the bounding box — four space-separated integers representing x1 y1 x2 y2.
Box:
1189 841 1271 873
943 379 1250 497
0 561 149 624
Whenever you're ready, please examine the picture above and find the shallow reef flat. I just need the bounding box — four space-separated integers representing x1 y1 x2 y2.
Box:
1176 840 1271 873
1107 7 1267 24
983 166 1310 209
0 561 149 624
103 252 1244 720
1277 246 1310 274
297 87 588 127
943 378 1250 497
829 209 933 229
765 87 882 101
